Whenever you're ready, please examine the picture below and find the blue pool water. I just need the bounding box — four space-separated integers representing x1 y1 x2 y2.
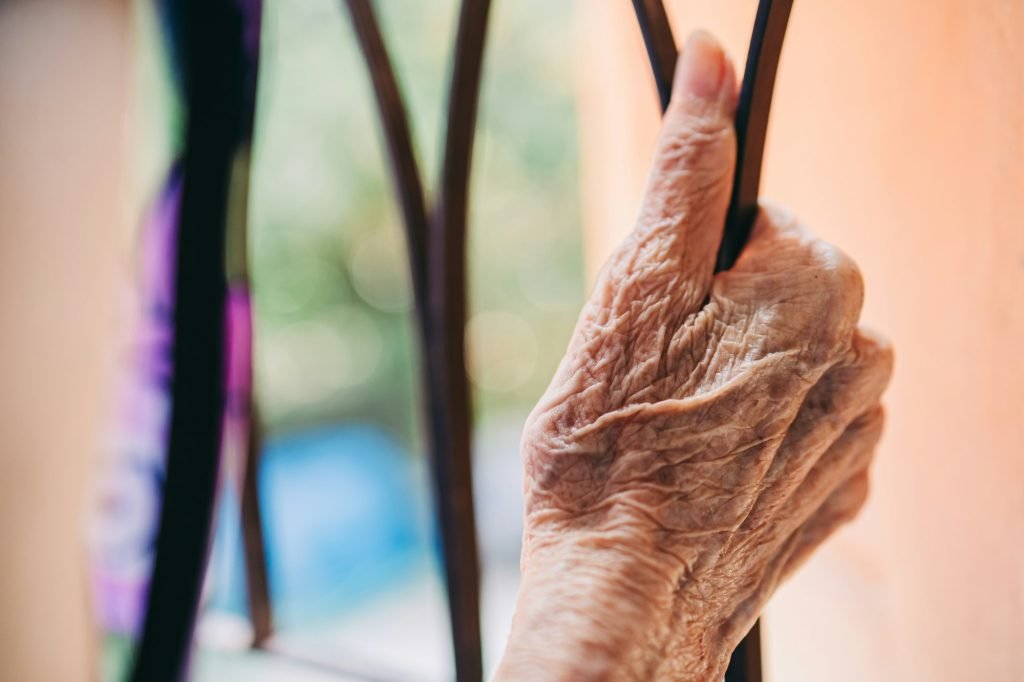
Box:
207 425 437 627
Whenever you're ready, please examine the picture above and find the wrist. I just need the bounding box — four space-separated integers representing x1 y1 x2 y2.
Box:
495 536 679 681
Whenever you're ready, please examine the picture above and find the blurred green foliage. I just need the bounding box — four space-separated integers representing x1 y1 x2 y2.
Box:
134 0 586 448
247 0 585 446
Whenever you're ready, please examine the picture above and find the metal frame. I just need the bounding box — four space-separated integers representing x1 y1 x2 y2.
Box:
131 1 792 680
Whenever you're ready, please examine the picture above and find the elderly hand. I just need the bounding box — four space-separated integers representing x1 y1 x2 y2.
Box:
495 31 893 681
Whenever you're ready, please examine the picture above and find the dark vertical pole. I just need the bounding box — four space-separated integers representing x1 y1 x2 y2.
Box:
227 0 273 651
429 1 492 679
724 620 764 682
129 0 251 679
717 0 793 272
631 0 677 112
344 0 432 309
240 409 274 646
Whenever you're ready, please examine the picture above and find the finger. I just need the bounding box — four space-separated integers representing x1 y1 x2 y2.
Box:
717 468 870 646
779 467 870 582
737 329 892 533
609 31 738 315
711 206 867 366
716 415 880 633
723 401 883 576
776 404 884 541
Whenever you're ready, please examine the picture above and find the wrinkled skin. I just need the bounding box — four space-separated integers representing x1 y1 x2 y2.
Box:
495 33 892 681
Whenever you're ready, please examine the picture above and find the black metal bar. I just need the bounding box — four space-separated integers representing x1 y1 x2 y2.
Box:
724 619 764 682
229 148 274 650
229 0 274 653
427 1 492 679
631 0 677 112
717 0 794 272
129 0 252 679
631 2 794 680
343 0 432 312
240 406 274 646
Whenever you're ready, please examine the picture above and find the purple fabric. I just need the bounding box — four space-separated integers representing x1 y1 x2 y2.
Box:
90 171 181 635
90 168 255 635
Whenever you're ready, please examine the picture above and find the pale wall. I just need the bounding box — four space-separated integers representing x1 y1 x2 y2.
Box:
0 2 131 680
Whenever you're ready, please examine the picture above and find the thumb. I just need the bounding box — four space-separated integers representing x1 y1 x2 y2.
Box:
632 30 737 311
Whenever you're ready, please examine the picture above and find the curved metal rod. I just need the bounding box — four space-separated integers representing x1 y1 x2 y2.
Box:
719 0 793 272
630 2 794 681
240 404 274 646
236 0 433 656
427 1 492 679
631 0 677 112
344 0 431 312
343 1 490 678
130 0 260 679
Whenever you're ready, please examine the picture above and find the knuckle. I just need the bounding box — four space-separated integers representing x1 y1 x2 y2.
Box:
845 471 871 512
808 240 865 318
852 404 886 436
838 476 870 522
789 239 865 362
852 332 895 389
849 406 886 460
825 332 896 415
717 214 869 365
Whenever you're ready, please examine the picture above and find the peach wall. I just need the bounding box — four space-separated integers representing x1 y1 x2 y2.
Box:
576 2 1023 680
0 2 131 680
